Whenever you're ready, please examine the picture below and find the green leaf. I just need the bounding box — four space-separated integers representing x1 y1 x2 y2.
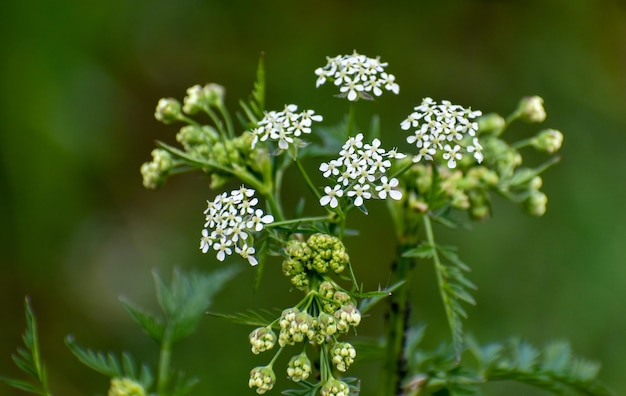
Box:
119 297 165 342
209 308 280 328
65 336 122 378
0 297 51 396
358 281 405 314
402 243 435 259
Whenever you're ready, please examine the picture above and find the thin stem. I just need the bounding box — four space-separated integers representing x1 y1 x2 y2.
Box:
267 215 333 228
157 337 172 395
217 103 235 139
346 102 356 138
295 158 322 202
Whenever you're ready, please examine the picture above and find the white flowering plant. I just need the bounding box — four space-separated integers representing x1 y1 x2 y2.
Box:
1 51 612 396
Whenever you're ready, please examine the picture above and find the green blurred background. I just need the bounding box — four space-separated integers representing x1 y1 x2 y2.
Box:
1 0 625 394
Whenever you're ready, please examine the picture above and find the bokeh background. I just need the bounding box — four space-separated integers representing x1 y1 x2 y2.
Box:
1 0 625 395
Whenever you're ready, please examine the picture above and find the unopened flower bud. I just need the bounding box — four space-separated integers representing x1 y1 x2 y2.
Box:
320 378 351 396
532 129 563 153
108 378 146 396
331 342 356 372
249 326 277 354
524 190 548 216
318 311 338 337
154 98 182 124
140 149 173 189
477 113 505 135
517 96 546 123
287 352 312 382
249 366 276 394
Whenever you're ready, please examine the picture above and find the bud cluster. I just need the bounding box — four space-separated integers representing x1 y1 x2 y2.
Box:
249 326 277 354
249 365 276 394
108 377 146 396
320 378 351 396
140 148 175 189
287 352 312 382
331 342 357 372
282 234 350 288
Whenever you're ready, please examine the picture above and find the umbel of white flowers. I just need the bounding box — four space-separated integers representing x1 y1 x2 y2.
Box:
402 97 483 168
314 51 399 101
200 186 273 265
319 133 405 210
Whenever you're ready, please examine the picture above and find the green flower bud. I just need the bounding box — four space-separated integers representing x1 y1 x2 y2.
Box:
108 378 146 396
154 98 182 124
524 190 548 216
249 365 276 394
468 190 491 221
517 96 546 123
318 312 338 337
320 378 351 396
287 352 312 382
532 129 563 153
290 273 310 290
477 113 505 135
334 303 361 332
249 326 277 354
331 342 356 372
140 149 173 189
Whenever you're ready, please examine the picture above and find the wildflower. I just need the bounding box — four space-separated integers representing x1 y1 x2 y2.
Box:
402 98 483 168
108 378 146 396
287 352 312 382
315 51 399 101
251 104 323 151
200 187 273 265
331 342 357 372
249 365 276 394
319 133 404 210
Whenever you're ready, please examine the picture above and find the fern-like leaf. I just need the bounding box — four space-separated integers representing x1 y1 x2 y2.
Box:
0 297 51 396
209 308 281 328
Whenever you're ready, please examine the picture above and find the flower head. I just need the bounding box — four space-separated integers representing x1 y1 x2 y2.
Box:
287 352 312 382
402 98 483 168
331 342 357 372
320 378 351 396
200 187 273 265
251 104 323 151
108 378 146 396
315 51 399 101
319 133 405 210
249 365 276 394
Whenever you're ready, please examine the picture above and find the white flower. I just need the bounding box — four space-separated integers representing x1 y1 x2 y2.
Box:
200 187 273 265
251 105 322 151
315 51 399 101
402 98 483 168
320 185 344 208
376 176 402 200
318 133 405 211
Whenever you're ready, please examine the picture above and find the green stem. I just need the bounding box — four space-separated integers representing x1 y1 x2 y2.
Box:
264 189 285 222
295 158 322 202
346 102 356 138
267 215 333 228
157 337 172 395
379 244 414 396
217 103 235 139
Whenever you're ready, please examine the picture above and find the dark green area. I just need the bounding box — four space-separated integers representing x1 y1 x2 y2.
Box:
1 0 624 394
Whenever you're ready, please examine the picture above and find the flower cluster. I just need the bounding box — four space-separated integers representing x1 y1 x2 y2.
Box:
200 186 273 265
315 51 399 101
320 378 351 396
319 133 404 210
287 352 312 382
251 104 323 151
402 98 483 168
249 365 276 394
108 378 146 396
140 149 174 189
331 342 356 372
